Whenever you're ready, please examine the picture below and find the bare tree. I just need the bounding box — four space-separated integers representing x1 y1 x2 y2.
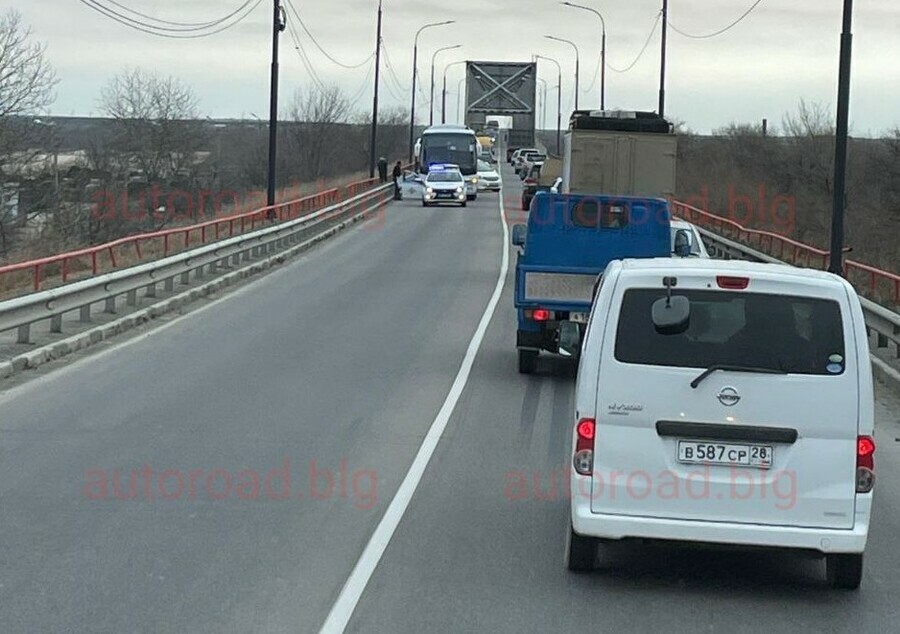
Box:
0 9 57 143
288 85 352 181
100 68 208 228
0 9 58 256
352 105 409 167
781 99 835 190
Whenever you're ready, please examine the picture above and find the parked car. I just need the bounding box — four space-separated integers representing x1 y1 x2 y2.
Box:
476 160 501 192
566 257 875 590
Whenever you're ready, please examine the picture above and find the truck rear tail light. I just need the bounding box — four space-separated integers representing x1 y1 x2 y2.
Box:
716 276 750 289
525 308 551 321
573 418 595 475
857 435 875 493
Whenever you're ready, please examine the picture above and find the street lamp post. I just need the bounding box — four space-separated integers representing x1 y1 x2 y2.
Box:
534 54 563 155
545 35 580 111
368 0 383 178
267 0 286 212
560 2 606 109
830 0 854 275
430 44 462 125
659 0 668 116
537 78 548 132
443 60 467 124
409 20 455 163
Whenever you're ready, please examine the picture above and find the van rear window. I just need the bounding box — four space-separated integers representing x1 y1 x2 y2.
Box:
614 289 846 375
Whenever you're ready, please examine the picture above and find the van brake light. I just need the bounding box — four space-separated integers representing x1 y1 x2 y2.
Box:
532 309 551 321
573 418 595 475
856 435 875 493
717 276 749 289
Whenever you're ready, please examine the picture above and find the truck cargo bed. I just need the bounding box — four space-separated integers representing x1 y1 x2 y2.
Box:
516 264 598 310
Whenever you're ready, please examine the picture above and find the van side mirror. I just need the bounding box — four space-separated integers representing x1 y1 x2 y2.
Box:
674 229 692 257
651 295 691 334
512 224 527 247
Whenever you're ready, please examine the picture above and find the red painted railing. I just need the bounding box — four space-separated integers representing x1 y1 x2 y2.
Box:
0 171 405 297
672 200 900 306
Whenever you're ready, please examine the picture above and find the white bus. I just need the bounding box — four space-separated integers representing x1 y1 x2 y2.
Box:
415 124 479 200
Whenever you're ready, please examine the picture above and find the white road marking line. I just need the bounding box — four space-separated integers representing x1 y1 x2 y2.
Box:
318 190 511 634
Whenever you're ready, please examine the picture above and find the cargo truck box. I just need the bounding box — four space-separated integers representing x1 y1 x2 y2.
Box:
561 111 676 199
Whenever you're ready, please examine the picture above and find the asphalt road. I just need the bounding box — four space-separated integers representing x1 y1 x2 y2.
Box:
0 185 504 633
340 165 900 633
2 163 900 634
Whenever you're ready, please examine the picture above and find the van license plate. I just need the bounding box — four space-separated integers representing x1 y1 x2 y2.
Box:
677 441 773 469
569 312 588 323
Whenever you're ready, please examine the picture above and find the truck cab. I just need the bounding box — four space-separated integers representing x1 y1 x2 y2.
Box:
510 192 674 373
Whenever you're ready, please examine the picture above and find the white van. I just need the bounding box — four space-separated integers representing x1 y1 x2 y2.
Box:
567 258 875 589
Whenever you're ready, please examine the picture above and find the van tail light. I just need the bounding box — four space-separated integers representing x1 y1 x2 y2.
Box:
573 418 595 475
717 276 749 289
856 435 875 493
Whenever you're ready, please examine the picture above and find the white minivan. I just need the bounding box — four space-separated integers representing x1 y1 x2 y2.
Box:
567 257 875 589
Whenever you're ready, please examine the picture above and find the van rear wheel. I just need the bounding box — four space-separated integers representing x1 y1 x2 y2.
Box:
565 522 596 572
827 553 863 589
518 349 538 374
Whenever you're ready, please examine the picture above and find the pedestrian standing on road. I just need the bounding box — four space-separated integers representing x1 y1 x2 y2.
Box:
392 161 403 200
377 156 388 183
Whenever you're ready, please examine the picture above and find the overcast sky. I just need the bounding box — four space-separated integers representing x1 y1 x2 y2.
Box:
12 0 900 135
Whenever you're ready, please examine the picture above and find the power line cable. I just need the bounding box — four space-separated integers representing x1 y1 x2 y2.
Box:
380 41 410 94
78 0 263 38
582 54 601 92
286 21 325 89
669 0 765 39
607 12 661 73
414 68 431 107
348 59 375 104
379 47 407 102
95 0 257 29
284 0 374 69
82 0 253 33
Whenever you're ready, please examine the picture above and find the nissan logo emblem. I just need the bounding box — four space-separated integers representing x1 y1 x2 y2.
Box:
717 387 741 406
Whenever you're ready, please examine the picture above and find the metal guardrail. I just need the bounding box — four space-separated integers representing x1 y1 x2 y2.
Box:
0 184 393 344
672 201 900 306
689 220 900 368
0 170 411 299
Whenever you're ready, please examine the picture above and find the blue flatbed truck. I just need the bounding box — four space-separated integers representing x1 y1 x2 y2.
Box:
510 192 676 373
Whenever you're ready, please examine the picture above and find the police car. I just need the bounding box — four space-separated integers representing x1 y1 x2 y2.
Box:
422 164 468 207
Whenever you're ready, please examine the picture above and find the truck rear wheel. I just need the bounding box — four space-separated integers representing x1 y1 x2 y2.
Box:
518 349 538 374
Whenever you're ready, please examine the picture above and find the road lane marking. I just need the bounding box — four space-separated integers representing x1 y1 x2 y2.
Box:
319 190 510 633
